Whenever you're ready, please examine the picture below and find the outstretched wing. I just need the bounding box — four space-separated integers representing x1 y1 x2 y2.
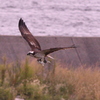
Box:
18 18 41 51
42 45 76 56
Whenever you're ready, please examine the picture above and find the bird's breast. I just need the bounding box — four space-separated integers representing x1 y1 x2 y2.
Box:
34 52 45 58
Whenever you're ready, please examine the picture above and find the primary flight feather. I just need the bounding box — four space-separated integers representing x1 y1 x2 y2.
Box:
18 18 76 66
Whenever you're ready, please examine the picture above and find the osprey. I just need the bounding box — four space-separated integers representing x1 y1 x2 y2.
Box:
18 18 76 65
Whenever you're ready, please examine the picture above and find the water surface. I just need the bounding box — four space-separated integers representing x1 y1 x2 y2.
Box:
0 0 100 37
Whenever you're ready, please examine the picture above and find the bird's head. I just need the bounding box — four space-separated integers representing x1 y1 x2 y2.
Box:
27 51 35 56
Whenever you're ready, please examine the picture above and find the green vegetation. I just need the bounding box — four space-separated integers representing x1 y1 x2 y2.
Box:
0 57 100 100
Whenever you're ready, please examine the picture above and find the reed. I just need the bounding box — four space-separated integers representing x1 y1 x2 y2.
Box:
0 58 100 100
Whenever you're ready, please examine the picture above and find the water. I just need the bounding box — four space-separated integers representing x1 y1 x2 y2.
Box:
0 0 100 37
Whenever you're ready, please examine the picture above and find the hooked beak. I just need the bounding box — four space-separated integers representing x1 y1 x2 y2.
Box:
27 53 30 55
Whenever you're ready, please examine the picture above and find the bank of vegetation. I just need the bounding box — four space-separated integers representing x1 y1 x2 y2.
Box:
0 57 100 100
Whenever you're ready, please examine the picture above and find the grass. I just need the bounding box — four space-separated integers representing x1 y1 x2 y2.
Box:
0 57 100 100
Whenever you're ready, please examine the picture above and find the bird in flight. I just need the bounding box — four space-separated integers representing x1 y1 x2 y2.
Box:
18 18 76 66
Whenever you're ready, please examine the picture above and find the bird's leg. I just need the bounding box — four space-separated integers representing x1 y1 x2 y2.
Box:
37 58 46 66
37 58 42 62
43 58 47 63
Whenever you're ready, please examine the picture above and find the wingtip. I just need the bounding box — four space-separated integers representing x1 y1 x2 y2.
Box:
18 18 25 27
19 18 22 26
19 18 23 21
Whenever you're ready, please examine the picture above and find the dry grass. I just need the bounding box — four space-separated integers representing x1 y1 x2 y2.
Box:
0 57 100 100
54 64 100 100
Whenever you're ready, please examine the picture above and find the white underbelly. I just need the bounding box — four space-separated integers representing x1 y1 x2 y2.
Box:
34 52 45 58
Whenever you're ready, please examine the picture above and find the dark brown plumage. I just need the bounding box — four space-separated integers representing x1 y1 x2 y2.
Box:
19 18 41 51
18 18 76 65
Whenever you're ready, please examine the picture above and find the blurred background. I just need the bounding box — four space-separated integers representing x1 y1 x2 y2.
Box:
0 0 100 36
